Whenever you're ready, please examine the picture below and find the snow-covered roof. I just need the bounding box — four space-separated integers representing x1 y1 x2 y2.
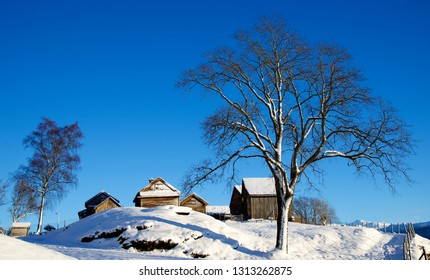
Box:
180 193 209 205
135 177 181 200
11 222 31 228
85 191 121 208
206 206 230 214
138 190 180 198
242 177 276 196
233 185 242 194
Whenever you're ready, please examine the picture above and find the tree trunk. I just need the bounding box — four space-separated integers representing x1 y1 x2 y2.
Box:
275 193 293 253
36 195 45 235
273 170 294 254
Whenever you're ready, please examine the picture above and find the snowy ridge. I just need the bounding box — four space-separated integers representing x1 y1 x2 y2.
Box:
8 207 430 260
348 220 430 239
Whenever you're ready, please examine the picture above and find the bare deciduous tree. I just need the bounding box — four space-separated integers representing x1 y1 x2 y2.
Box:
8 172 39 222
294 196 337 226
20 118 83 234
0 180 7 207
177 18 414 253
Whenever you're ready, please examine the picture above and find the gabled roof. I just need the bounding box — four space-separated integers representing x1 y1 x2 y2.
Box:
242 177 276 196
180 192 209 206
11 222 31 228
233 185 242 194
133 177 181 202
84 192 121 209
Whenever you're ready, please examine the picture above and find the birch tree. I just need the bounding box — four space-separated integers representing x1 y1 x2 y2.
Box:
0 180 7 207
177 18 414 253
9 173 39 222
21 118 83 234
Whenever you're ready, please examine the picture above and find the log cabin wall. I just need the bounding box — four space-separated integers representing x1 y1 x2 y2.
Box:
242 187 278 220
248 196 278 219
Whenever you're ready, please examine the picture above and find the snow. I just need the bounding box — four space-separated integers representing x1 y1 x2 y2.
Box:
234 184 242 194
324 150 346 157
11 222 31 228
206 206 230 214
242 177 276 195
135 178 181 198
0 234 74 260
1 206 428 260
138 190 180 197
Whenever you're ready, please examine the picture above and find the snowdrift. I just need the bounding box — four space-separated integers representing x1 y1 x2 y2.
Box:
20 206 430 260
0 234 74 260
23 206 259 260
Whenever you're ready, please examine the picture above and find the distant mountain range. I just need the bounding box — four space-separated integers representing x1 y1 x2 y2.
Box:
413 221 430 239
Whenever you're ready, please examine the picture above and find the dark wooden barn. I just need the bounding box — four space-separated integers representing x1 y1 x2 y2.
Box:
133 177 181 208
242 178 278 220
229 178 278 220
229 185 243 216
180 193 208 214
229 178 295 221
78 192 122 219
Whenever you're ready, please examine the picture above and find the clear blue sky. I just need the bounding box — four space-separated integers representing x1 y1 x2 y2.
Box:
1 0 429 230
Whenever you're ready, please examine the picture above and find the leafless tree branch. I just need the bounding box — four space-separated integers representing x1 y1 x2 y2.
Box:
177 17 414 253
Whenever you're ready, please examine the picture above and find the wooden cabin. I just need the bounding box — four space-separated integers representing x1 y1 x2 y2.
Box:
10 222 31 237
133 177 181 207
242 178 278 220
78 191 121 219
180 193 208 214
229 178 278 220
229 177 295 221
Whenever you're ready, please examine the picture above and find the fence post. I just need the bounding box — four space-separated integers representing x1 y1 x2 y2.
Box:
402 223 416 260
403 236 412 260
419 247 428 260
408 240 412 260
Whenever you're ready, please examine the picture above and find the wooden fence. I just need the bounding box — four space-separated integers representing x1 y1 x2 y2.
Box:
346 221 428 260
402 222 429 260
346 221 412 234
418 246 428 260
403 223 415 260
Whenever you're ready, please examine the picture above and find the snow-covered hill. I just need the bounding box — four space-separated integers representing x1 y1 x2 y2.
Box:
10 206 430 260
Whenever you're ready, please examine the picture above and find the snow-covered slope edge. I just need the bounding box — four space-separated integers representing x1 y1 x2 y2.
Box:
20 207 430 260
0 234 75 260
